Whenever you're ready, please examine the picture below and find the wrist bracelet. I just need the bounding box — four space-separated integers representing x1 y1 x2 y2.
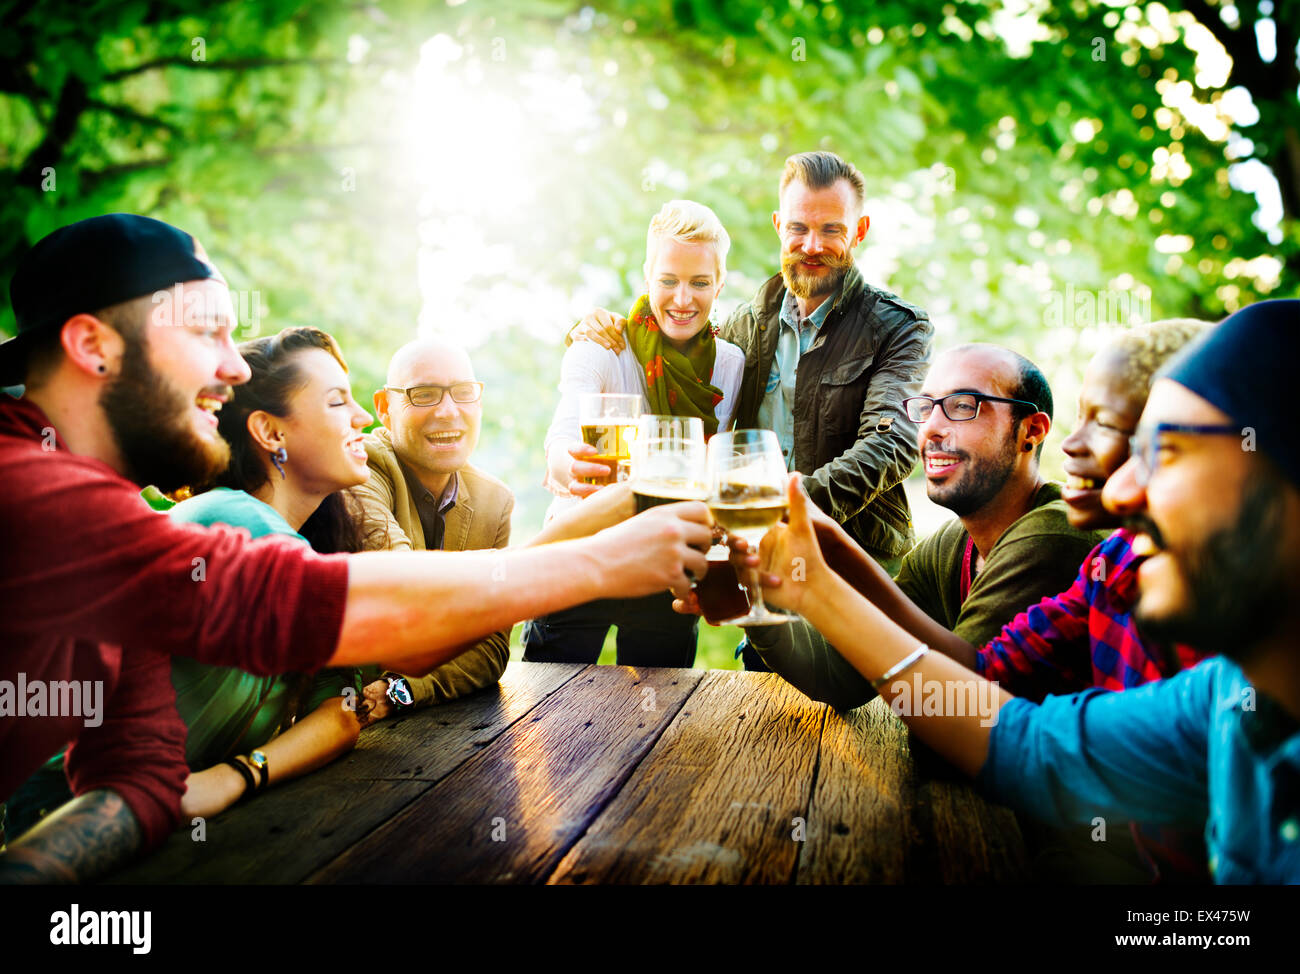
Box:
226 758 257 799
872 644 930 691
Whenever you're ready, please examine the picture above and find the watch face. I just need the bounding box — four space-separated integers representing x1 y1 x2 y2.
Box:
387 678 414 708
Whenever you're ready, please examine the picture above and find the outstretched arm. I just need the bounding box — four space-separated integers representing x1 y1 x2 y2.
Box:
0 789 142 884
760 475 1009 776
333 502 711 672
181 695 363 819
796 502 980 667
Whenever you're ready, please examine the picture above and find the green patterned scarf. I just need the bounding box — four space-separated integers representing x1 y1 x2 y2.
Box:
626 294 724 437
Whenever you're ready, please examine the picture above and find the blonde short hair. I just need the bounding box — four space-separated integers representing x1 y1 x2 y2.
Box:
1105 318 1211 396
643 200 730 280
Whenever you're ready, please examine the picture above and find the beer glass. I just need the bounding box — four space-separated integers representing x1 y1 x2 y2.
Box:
578 393 642 486
629 415 707 511
706 429 792 625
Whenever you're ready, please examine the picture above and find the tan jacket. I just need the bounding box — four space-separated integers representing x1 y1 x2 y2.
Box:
354 427 514 707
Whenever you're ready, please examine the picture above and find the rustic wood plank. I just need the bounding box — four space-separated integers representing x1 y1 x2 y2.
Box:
796 698 1029 884
108 661 584 884
337 660 587 782
548 670 826 885
305 664 704 884
107 778 430 885
909 737 1030 883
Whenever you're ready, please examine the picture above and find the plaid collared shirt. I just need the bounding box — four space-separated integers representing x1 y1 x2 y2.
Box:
975 528 1210 698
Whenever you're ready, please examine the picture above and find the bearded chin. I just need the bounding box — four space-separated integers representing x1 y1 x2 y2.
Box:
781 252 852 299
99 341 231 493
1133 478 1289 663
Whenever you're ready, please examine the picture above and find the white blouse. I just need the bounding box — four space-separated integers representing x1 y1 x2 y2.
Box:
542 338 745 513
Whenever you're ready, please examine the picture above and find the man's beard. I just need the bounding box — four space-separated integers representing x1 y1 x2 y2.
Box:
781 248 854 299
1129 476 1290 662
99 339 231 492
926 430 1019 517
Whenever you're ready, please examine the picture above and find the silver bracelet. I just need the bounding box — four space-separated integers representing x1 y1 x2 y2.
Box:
871 644 930 691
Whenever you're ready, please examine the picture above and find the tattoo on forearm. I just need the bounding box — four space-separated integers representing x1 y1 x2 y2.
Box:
0 789 143 884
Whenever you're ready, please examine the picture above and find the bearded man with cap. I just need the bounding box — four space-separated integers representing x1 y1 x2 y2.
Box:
748 299 1299 883
0 214 713 883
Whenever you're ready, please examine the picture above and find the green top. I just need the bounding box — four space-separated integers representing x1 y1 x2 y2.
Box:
747 482 1109 711
168 487 355 769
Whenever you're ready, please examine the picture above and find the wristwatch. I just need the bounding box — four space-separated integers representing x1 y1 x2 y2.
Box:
247 749 269 790
385 676 415 711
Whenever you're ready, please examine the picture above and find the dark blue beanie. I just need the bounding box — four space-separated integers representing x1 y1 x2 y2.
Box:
1159 299 1299 488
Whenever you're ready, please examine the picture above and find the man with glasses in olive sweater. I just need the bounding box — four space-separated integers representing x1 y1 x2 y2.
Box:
743 343 1109 711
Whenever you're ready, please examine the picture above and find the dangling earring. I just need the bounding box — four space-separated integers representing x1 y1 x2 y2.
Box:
271 446 288 479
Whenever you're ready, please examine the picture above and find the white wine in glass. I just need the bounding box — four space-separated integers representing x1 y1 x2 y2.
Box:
706 429 793 625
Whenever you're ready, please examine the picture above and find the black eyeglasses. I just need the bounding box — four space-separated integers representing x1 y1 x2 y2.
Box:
902 393 1039 423
1128 422 1241 487
384 382 484 407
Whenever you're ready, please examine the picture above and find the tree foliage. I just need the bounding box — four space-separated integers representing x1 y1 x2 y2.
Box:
1 0 1295 533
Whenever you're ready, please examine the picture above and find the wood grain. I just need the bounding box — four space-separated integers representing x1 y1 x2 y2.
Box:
108 661 581 884
548 670 826 884
797 698 1029 883
305 664 703 884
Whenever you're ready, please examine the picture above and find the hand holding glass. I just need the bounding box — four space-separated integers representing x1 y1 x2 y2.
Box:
706 429 793 625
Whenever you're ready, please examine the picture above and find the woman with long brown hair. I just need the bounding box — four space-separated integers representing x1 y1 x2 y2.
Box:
168 326 374 817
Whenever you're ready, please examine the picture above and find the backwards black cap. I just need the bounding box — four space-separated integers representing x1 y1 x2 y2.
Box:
2 213 225 385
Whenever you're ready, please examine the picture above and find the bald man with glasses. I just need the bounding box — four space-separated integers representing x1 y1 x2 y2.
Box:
355 339 515 719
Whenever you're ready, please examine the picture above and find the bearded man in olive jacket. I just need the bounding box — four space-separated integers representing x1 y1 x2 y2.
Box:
574 152 931 571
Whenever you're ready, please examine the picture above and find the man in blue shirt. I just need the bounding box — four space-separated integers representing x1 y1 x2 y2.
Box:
984 298 1300 883
749 299 1299 883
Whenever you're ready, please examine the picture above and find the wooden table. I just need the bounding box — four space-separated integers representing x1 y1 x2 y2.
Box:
110 662 1029 884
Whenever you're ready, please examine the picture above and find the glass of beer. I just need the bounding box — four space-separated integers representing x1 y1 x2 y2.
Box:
706 429 792 625
693 544 751 625
579 393 643 487
630 415 707 512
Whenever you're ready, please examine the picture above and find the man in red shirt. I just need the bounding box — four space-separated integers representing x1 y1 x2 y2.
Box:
0 214 710 883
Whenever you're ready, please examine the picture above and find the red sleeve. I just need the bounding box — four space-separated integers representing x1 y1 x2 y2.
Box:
1 450 349 675
974 543 1095 699
63 647 189 851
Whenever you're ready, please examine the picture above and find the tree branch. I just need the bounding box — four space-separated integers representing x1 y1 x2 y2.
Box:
104 56 340 83
16 74 88 185
85 98 180 134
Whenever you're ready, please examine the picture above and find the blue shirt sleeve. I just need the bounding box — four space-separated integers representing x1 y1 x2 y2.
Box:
979 658 1221 828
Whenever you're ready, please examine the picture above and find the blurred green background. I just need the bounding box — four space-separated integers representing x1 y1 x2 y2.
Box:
3 0 1295 669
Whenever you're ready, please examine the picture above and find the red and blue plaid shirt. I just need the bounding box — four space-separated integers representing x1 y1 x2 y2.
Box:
975 527 1214 883
975 528 1209 699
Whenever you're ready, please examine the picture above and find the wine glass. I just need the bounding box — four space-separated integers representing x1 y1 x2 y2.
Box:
629 415 707 511
706 429 793 625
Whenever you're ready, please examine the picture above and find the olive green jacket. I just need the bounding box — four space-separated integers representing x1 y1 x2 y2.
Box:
354 427 514 707
719 265 932 560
